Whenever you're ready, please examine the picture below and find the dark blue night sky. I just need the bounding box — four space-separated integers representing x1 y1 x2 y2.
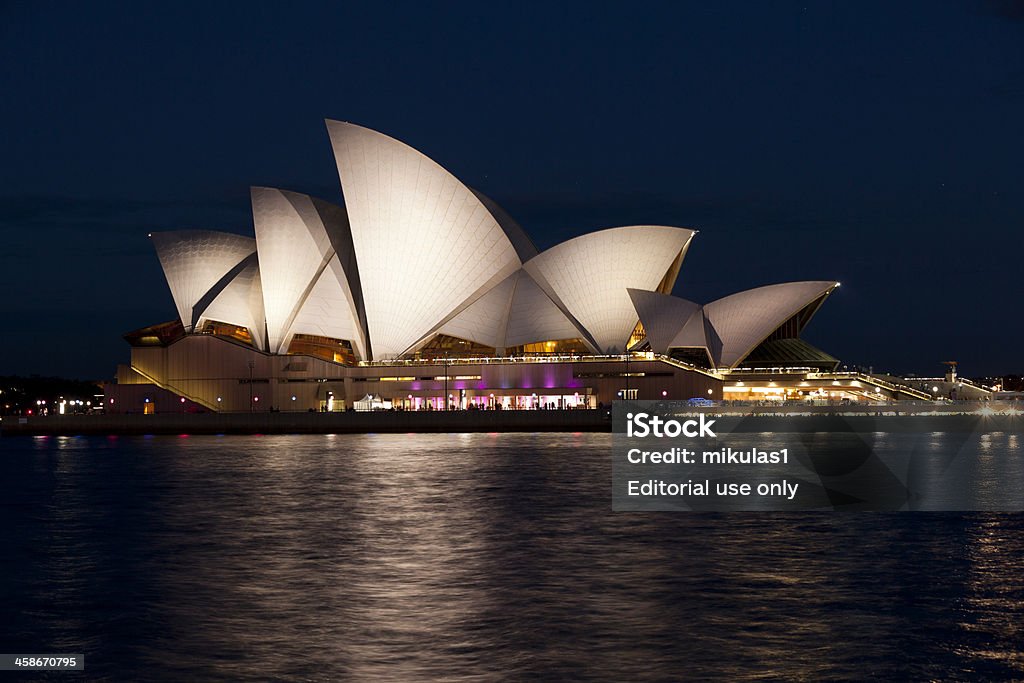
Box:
1 1 1021 378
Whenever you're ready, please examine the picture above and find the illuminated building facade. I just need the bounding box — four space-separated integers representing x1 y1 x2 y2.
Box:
108 122 892 413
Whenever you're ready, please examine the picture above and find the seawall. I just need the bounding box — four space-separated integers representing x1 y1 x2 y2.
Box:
2 410 1020 436
1 410 611 436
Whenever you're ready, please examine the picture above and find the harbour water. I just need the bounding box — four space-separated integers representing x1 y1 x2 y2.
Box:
2 433 1022 680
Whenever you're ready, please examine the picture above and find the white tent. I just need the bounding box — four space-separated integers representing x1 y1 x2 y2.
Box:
353 394 391 412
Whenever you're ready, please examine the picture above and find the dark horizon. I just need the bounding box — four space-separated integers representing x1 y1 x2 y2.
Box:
2 1 1021 379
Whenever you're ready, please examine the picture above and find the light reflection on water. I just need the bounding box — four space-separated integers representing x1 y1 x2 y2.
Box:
1 433 1023 681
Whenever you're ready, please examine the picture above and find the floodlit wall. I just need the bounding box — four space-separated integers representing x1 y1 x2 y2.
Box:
128 335 350 413
113 336 721 413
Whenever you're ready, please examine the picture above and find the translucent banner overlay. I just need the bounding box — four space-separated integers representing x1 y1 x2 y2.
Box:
612 401 1024 511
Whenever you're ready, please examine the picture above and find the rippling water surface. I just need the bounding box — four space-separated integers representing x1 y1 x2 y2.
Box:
1 433 1022 680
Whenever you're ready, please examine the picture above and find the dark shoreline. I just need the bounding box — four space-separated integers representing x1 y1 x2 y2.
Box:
2 411 1021 436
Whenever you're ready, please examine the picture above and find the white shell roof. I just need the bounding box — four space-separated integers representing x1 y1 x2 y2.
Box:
251 187 366 356
283 255 367 358
670 308 708 348
627 289 701 355
150 230 256 331
670 308 723 366
504 270 588 348
703 281 838 368
434 270 518 350
326 120 523 359
411 269 591 352
469 189 538 263
197 254 267 349
148 124 841 369
524 226 695 353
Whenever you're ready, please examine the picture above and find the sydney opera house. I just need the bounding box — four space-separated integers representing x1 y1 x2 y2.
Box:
107 121 906 414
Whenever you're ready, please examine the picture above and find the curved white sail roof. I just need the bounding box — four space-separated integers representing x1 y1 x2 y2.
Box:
703 281 839 368
670 308 723 367
283 255 368 359
147 122 842 370
251 187 366 357
196 254 267 350
627 289 701 354
470 189 538 263
432 270 518 350
412 268 590 353
150 230 256 332
524 226 695 353
504 270 588 348
326 120 523 359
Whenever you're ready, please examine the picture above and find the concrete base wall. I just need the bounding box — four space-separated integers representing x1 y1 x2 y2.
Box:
1 409 611 436
5 409 1021 436
105 335 722 414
